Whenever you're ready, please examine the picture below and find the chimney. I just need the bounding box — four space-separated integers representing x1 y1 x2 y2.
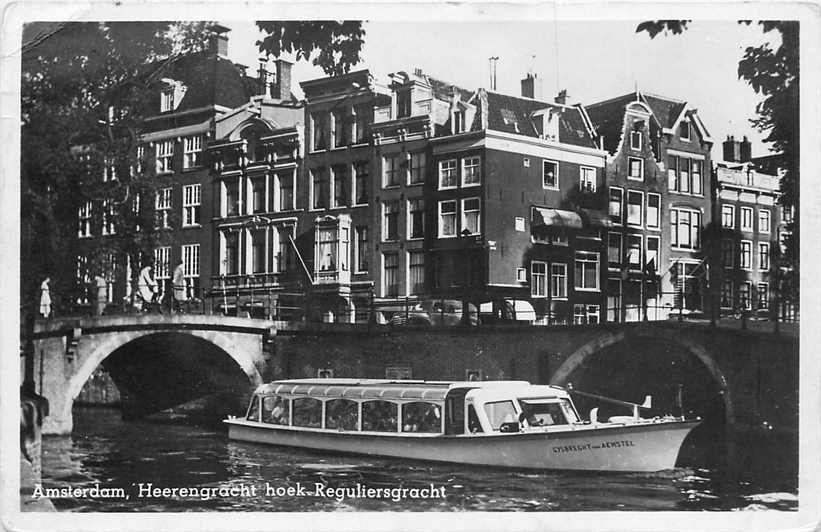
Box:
209 24 230 57
521 73 542 100
272 59 293 100
740 135 752 163
723 135 742 162
554 89 569 105
257 58 270 97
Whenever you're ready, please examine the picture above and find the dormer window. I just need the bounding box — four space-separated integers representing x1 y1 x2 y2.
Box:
679 120 691 141
161 88 174 113
543 111 559 141
630 129 642 150
453 110 466 134
397 89 411 118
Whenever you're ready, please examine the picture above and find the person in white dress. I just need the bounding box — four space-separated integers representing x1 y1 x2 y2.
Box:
138 265 157 311
39 277 51 318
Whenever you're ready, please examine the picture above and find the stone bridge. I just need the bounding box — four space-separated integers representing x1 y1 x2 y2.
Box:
27 315 797 436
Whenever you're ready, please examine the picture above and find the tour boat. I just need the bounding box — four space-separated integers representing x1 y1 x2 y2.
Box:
224 379 699 472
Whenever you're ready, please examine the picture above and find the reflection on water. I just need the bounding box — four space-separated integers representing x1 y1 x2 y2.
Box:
37 407 797 512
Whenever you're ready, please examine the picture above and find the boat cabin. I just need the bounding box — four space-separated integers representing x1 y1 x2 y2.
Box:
242 379 582 436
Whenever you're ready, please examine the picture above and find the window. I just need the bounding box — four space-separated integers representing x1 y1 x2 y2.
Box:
397 90 411 118
262 396 290 426
251 230 266 273
580 166 596 192
355 226 368 273
154 246 171 282
670 208 701 250
156 187 172 228
354 105 368 144
160 87 174 112
402 402 441 433
574 251 599 291
740 240 752 269
516 268 527 282
679 120 690 141
739 281 752 310
680 158 690 193
439 159 457 189
721 280 733 308
183 135 202 169
630 129 642 150
462 198 481 235
276 226 294 273
462 156 481 186
325 399 357 430
332 109 348 148
182 244 200 298
722 204 735 228
543 160 558 189
312 168 329 209
759 209 771 233
757 283 769 309
722 239 735 268
225 179 240 217
573 304 600 325
627 190 643 226
317 227 337 271
531 261 547 297
647 193 660 228
628 157 643 180
408 251 425 295
292 397 322 428
439 201 457 237
78 201 92 237
692 160 703 195
182 184 200 226
383 201 399 241
223 231 239 275
409 152 426 185
453 110 466 134
609 188 623 224
551 263 567 298
362 400 398 432
483 400 517 431
383 253 399 296
354 161 369 205
759 242 770 271
278 171 295 211
103 156 117 182
646 236 659 271
135 145 145 175
667 156 678 191
608 233 622 267
740 207 753 231
408 199 425 239
782 205 793 224
383 154 401 188
311 113 328 151
156 140 173 173
101 199 115 235
332 164 349 208
627 235 642 270
251 177 265 214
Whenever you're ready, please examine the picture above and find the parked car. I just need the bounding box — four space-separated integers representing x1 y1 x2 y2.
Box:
389 300 479 327
478 299 537 324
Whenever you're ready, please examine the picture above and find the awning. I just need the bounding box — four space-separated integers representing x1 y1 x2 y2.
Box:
531 207 583 229
581 208 614 228
255 380 452 402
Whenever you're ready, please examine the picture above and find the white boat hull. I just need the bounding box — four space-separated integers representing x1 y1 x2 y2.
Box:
225 419 698 472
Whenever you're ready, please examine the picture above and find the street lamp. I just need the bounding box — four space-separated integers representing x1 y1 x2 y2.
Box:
460 228 472 325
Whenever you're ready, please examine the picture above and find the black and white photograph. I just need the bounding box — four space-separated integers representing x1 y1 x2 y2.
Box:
2 2 818 530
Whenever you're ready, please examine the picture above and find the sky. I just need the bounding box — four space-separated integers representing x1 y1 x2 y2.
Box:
223 20 776 160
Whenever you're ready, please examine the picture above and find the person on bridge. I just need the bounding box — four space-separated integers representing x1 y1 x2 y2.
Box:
39 277 51 318
94 274 107 316
138 265 157 312
172 260 186 312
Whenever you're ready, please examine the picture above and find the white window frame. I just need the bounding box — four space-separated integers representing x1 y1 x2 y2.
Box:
160 87 174 113
740 207 753 232
78 201 93 238
407 198 425 240
646 193 660 229
102 199 116 235
382 201 400 242
516 267 527 283
156 187 172 228
354 226 369 274
438 159 458 190
154 246 171 282
182 244 200 299
722 204 735 228
461 197 481 236
740 240 753 270
156 140 174 174
531 261 547 297
670 208 701 250
692 160 703 195
461 156 481 187
551 263 568 299
438 200 457 238
627 157 644 181
183 135 203 170
609 187 623 224
630 130 642 151
759 209 771 234
542 160 559 190
759 242 770 271
408 152 426 185
574 251 600 291
579 166 596 192
407 250 425 295
626 234 642 271
627 190 644 227
739 281 752 310
382 252 400 297
646 235 660 270
182 184 201 227
757 282 769 309
382 154 401 188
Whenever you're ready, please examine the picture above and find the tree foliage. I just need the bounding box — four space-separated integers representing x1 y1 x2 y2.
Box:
637 20 799 308
256 21 365 76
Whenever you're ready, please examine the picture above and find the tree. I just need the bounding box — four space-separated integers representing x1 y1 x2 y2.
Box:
637 20 799 315
256 21 365 76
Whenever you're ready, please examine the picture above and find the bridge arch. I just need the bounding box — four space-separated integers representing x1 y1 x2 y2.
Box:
61 328 265 428
549 326 735 426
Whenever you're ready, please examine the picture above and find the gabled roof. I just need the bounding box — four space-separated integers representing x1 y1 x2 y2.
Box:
484 91 597 148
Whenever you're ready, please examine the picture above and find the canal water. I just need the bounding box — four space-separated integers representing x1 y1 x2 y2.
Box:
38 406 797 512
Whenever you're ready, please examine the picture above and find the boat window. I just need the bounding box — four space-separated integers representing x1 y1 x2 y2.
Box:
483 400 517 431
467 404 483 433
561 398 580 423
292 397 322 428
361 400 398 432
246 395 260 421
325 399 358 431
261 395 290 425
519 400 568 426
401 402 442 433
